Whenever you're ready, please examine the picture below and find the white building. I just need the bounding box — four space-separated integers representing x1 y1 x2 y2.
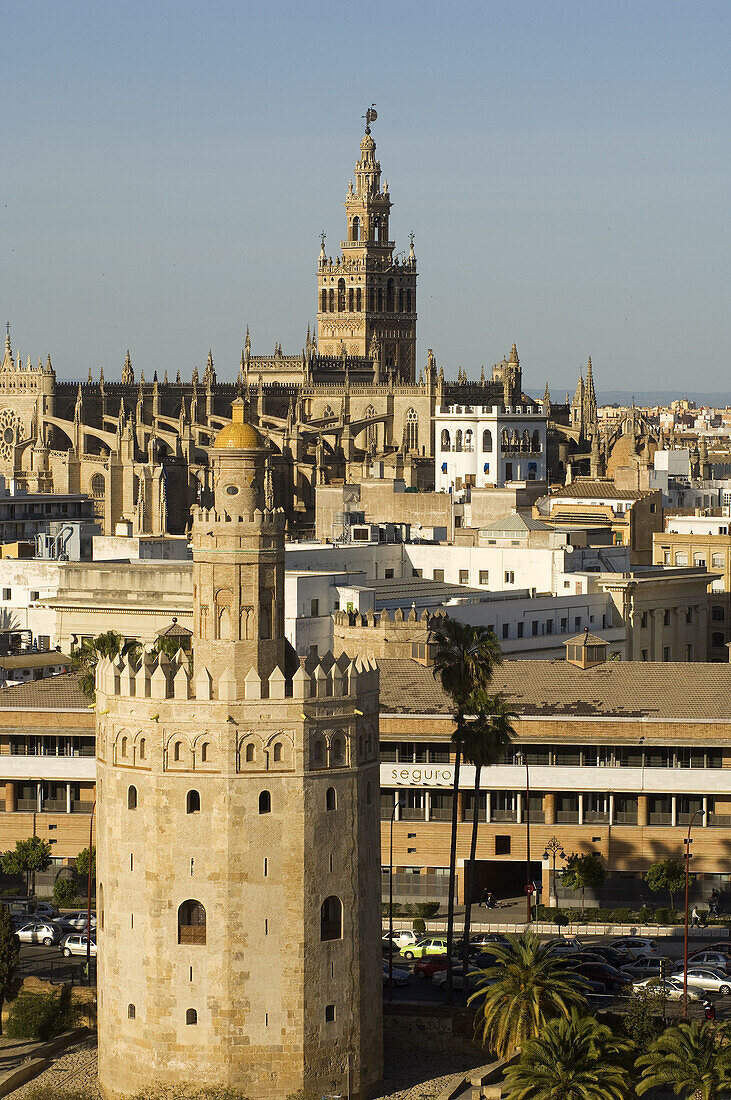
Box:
435 403 547 492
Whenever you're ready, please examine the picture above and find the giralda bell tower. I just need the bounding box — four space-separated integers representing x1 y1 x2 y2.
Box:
316 109 417 381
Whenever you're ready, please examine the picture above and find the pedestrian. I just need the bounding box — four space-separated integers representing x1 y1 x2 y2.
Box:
486 891 495 909
479 887 488 908
692 906 700 927
705 1000 717 1021
710 889 720 916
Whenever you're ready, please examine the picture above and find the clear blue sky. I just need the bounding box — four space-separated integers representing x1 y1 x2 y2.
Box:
2 1 729 396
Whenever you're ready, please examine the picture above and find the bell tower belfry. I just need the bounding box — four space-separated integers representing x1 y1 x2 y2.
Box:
316 113 417 381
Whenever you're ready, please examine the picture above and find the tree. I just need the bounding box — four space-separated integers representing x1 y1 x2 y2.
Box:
429 617 502 1002
460 690 516 986
1 836 52 896
52 876 77 908
0 904 20 1035
467 931 587 1058
561 852 605 916
636 1020 731 1099
75 846 96 881
71 630 140 699
503 1008 630 1100
646 859 688 912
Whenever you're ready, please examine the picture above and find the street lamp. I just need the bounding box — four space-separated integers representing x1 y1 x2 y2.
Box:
683 807 705 1019
388 797 406 1000
542 836 566 908
515 752 532 923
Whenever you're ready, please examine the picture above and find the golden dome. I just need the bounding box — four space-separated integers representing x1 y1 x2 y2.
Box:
213 399 264 450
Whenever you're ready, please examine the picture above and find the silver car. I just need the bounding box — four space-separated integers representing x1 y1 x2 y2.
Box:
671 967 731 995
632 977 703 1002
60 910 97 932
60 933 97 958
16 921 62 946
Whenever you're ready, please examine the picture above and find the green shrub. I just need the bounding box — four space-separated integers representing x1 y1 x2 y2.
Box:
552 908 569 928
6 986 79 1041
412 917 425 934
654 907 677 925
638 905 653 923
414 901 440 917
52 877 78 908
611 907 632 922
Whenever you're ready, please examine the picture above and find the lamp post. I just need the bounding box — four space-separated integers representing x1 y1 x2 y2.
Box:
516 752 532 923
683 807 704 1019
542 836 566 908
388 797 405 1000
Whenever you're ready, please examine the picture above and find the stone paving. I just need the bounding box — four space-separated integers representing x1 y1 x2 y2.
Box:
9 1037 482 1100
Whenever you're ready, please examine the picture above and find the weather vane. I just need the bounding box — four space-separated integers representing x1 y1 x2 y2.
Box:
362 104 377 132
409 231 415 248
320 231 326 250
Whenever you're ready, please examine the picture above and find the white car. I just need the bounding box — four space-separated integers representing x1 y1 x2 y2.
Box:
620 956 667 979
686 951 731 972
545 937 583 955
611 937 660 958
671 967 731 995
16 921 62 946
632 977 703 1002
61 911 97 931
60 933 97 958
382 929 419 950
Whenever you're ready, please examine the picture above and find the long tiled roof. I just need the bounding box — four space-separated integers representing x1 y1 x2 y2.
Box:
0 673 90 711
378 658 731 720
550 481 648 500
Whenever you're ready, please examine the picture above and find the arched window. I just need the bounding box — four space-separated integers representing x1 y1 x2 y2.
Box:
128 1004 136 1019
366 781 373 805
246 743 255 763
331 736 345 767
398 289 404 312
455 429 463 452
201 742 209 763
328 288 334 312
372 215 380 240
522 430 531 451
186 1008 198 1025
352 216 360 241
326 787 337 811
323 405 334 420
441 429 451 451
464 429 473 452
320 896 342 941
139 738 146 760
501 428 510 449
406 289 412 312
259 790 271 814
356 287 362 312
311 741 324 768
405 408 418 451
127 786 137 810
532 429 541 452
174 741 182 762
348 287 354 312
178 900 206 945
121 737 128 759
90 473 105 499
482 429 493 451
186 790 200 814
321 289 327 313
273 742 282 763
386 279 395 312
260 599 272 640
337 278 346 312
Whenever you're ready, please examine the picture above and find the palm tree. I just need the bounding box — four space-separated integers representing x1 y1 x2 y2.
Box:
467 931 587 1058
71 630 140 699
460 690 517 983
429 617 502 1002
503 1008 630 1100
636 1020 731 1099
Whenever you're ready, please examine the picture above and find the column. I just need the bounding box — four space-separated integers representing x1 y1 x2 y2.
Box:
394 795 401 822
703 795 708 825
671 795 677 827
485 791 491 825
516 791 523 825
424 790 430 822
653 608 664 661
578 793 584 825
638 794 648 827
36 782 43 813
4 782 14 813
66 783 72 815
457 790 465 823
544 791 556 826
609 792 614 825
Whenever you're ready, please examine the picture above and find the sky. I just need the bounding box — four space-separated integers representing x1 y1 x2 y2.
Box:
2 1 730 397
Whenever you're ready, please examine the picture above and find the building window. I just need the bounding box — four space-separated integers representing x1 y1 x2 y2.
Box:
712 632 726 648
331 736 345 767
127 786 137 811
186 1008 198 1025
246 744 255 763
479 570 489 585
459 569 469 584
174 742 182 762
712 606 725 622
663 647 670 661
259 790 271 814
495 835 511 855
504 571 514 584
186 790 200 814
385 569 394 579
128 1004 136 1019
694 553 706 567
675 552 688 565
178 900 206 945
1 589 10 601
310 599 319 617
139 739 146 760
320 896 342 941
433 569 444 581
326 787 337 812
273 742 282 763
404 408 418 451
712 553 726 568
502 624 509 639
517 623 524 638
641 649 648 661
325 1004 336 1022
201 742 209 762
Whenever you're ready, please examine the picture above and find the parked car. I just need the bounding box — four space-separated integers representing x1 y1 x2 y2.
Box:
568 961 632 992
671 966 731 995
432 965 486 990
545 937 583 955
610 937 660 958
620 956 667 979
586 945 633 970
686 951 731 972
469 933 509 950
401 937 449 960
60 933 97 958
382 929 419 950
633 977 703 1002
414 956 453 979
705 942 731 956
60 911 97 932
471 951 499 970
34 902 60 920
16 921 62 946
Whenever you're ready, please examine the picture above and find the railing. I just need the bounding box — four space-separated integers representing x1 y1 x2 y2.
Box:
400 808 426 822
584 811 610 824
178 925 206 945
648 813 673 825
556 811 579 823
428 808 453 822
491 810 517 823
614 811 638 824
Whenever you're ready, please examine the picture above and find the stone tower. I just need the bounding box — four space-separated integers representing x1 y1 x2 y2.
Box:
316 116 417 380
95 400 382 1099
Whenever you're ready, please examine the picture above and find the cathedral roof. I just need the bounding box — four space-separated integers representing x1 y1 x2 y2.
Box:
213 399 264 450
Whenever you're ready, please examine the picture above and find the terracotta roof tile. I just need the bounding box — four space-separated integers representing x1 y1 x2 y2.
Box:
0 673 90 711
